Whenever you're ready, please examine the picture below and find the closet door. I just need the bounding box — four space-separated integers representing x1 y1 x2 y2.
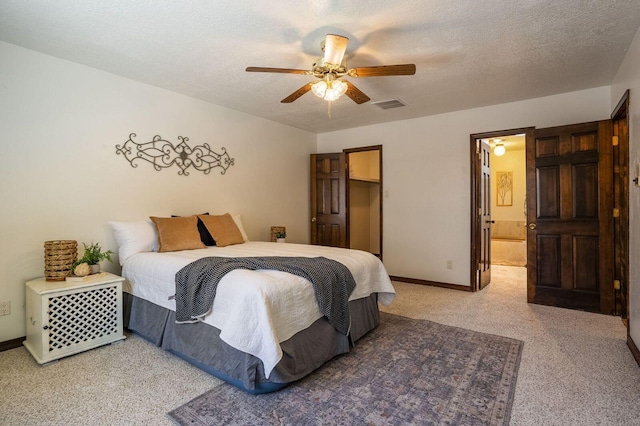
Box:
310 153 347 248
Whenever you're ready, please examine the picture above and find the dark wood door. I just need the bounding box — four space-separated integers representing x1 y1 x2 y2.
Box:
527 120 614 313
310 153 347 247
479 139 492 289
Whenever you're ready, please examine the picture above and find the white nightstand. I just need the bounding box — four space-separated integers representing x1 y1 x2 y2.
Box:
24 272 126 364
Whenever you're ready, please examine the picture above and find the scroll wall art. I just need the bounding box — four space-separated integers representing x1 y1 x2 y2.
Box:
115 133 234 176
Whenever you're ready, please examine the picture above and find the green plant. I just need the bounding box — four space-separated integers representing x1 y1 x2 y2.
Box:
70 242 114 271
275 231 286 239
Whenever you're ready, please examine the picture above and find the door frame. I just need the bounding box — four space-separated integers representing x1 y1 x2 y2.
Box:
344 145 383 261
470 127 534 291
611 90 630 318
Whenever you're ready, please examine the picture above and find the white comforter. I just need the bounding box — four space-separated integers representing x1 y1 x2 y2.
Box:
122 241 395 376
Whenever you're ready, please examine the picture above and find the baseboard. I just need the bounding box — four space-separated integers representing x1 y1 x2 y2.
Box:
0 337 24 352
390 276 472 292
627 332 640 367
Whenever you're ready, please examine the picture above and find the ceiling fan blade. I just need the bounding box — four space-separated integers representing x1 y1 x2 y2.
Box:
351 64 416 77
344 81 370 104
246 67 308 74
324 34 349 65
281 83 314 103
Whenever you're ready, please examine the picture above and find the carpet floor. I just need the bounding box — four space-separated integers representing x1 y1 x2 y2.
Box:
168 313 523 425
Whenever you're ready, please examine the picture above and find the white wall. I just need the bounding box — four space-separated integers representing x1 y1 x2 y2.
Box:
0 41 316 341
318 87 611 285
611 26 640 346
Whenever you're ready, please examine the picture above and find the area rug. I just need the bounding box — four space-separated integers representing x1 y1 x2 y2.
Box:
168 313 523 425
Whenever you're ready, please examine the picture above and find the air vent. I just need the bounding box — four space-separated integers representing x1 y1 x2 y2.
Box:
371 99 407 110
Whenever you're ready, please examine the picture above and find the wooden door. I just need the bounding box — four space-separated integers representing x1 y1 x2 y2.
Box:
527 120 614 314
310 153 347 247
479 139 492 289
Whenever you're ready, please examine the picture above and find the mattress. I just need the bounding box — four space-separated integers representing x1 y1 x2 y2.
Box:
121 241 395 376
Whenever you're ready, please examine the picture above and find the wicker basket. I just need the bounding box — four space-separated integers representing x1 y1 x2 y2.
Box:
44 240 77 281
270 226 286 242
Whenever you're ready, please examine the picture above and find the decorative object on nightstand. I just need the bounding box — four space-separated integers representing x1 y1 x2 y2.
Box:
270 226 286 243
73 262 91 277
23 272 126 364
44 240 77 281
70 241 114 275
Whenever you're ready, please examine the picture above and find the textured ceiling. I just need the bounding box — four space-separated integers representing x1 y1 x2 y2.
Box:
1 0 639 134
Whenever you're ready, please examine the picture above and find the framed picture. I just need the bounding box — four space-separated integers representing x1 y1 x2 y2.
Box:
497 171 513 206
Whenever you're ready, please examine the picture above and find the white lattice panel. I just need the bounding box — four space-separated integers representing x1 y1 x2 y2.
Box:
24 274 125 364
47 287 118 352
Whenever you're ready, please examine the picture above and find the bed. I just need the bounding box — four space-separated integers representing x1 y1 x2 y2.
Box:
113 216 395 393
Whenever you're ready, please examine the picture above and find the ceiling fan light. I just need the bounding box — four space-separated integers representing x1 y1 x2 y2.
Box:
323 86 340 101
334 80 348 96
494 143 505 156
311 81 327 98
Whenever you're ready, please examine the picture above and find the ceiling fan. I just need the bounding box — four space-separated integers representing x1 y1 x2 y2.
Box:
246 34 416 104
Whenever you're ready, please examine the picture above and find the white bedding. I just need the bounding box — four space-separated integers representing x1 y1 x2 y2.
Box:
122 241 395 376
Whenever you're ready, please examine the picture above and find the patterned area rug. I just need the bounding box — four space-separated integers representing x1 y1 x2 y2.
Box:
168 313 523 425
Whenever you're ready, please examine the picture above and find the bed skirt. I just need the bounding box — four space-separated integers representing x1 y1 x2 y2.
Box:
123 293 380 393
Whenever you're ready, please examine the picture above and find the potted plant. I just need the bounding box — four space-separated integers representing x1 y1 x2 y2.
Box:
70 242 114 275
275 231 286 243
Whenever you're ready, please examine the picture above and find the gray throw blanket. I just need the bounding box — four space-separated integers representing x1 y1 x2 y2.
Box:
174 256 356 335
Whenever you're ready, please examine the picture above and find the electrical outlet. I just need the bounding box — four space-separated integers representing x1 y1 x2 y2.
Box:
0 300 10 316
446 260 453 270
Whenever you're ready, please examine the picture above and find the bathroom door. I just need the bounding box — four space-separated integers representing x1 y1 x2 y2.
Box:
478 139 492 289
526 120 614 314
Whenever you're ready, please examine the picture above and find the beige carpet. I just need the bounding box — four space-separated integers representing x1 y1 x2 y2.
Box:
380 266 640 425
1 265 639 425
0 331 220 425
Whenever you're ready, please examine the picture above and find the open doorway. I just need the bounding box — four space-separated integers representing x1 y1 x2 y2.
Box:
470 127 532 291
346 146 382 259
486 134 527 268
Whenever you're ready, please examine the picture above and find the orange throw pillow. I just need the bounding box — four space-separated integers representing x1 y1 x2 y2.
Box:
150 216 205 252
198 213 245 247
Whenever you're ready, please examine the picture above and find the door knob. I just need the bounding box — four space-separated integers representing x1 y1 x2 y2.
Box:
528 223 537 230
311 217 317 223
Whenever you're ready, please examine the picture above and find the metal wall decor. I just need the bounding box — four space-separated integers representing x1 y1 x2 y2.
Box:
115 133 234 176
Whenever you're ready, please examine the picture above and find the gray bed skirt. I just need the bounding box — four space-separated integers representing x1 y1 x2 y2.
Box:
123 292 380 393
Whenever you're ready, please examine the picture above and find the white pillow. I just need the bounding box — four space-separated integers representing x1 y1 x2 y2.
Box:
109 220 159 265
232 214 250 242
